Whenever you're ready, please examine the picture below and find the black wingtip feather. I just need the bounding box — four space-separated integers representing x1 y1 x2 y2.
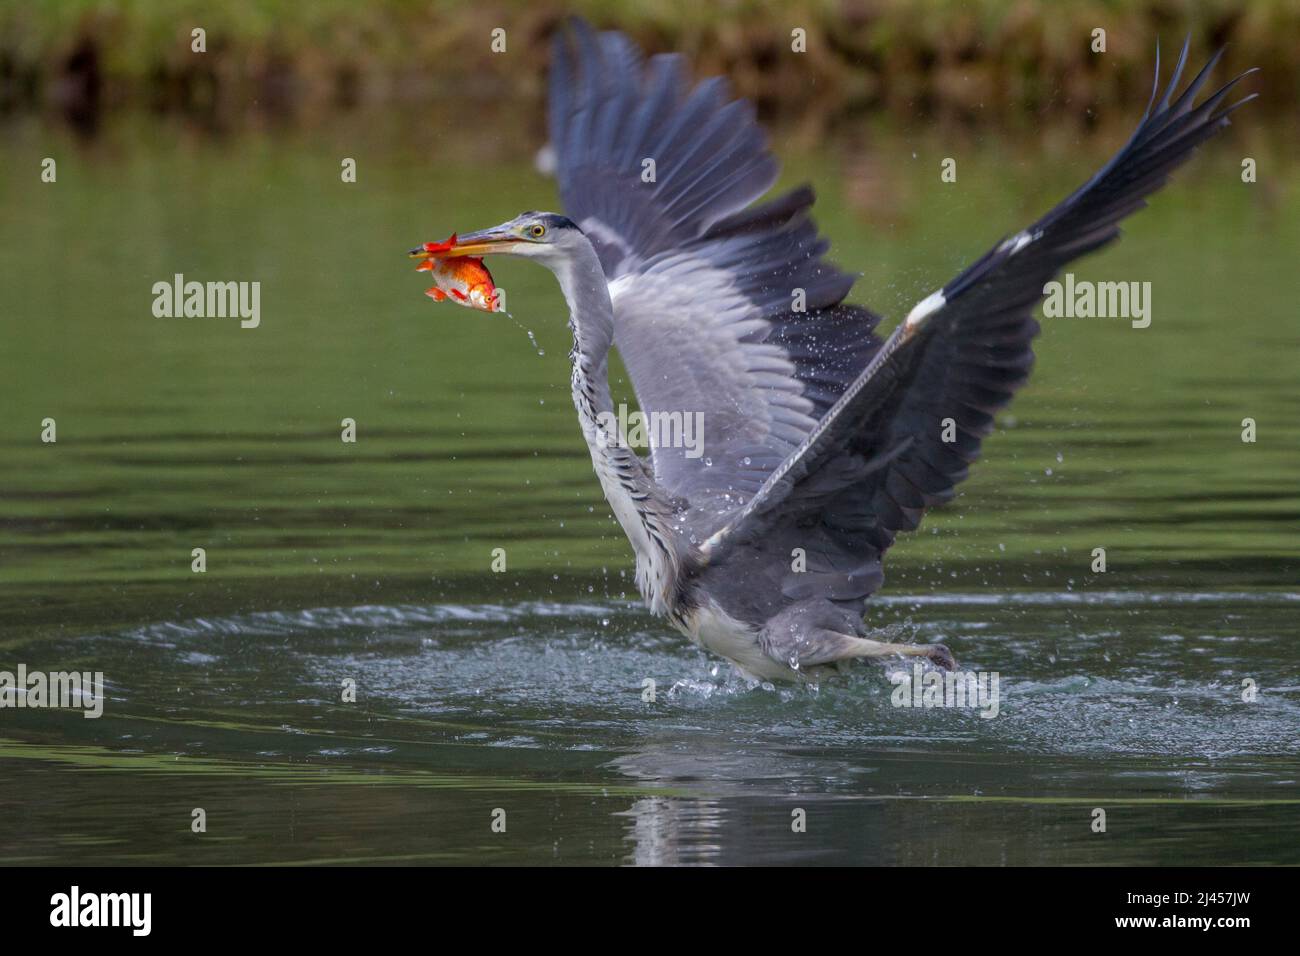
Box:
716 42 1257 605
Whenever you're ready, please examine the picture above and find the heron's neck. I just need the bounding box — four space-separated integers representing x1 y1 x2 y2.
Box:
550 240 686 617
552 242 615 417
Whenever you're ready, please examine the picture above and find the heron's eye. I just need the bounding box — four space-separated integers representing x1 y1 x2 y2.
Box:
529 223 546 239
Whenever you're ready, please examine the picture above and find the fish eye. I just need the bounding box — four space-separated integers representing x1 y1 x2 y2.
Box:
528 223 546 239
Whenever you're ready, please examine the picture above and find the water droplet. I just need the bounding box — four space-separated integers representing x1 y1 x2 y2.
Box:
523 329 545 355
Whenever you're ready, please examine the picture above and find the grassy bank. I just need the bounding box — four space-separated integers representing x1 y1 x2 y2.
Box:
0 0 1294 125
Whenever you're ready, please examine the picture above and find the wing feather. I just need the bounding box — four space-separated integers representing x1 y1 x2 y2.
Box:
548 19 880 518
704 40 1256 610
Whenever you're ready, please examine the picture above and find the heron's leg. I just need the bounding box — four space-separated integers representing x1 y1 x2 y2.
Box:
832 635 957 671
761 612 957 673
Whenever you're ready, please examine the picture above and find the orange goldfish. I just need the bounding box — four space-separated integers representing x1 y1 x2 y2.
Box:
409 235 503 312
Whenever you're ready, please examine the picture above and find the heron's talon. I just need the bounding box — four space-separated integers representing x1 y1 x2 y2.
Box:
927 643 957 671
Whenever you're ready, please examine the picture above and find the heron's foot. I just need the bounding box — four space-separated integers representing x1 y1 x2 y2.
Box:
757 601 962 676
925 643 957 671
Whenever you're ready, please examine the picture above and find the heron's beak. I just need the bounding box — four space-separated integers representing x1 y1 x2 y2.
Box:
408 227 522 261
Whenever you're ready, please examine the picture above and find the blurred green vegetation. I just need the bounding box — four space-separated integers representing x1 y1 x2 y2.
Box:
0 0 1295 127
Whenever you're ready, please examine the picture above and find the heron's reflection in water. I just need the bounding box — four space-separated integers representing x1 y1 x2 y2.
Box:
616 796 728 866
608 741 887 865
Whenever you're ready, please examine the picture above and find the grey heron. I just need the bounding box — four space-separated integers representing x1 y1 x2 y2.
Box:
412 21 1255 682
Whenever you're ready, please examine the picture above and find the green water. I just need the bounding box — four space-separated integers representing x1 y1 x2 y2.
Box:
1 109 1298 865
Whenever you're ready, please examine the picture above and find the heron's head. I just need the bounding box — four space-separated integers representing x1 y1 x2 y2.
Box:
408 212 583 267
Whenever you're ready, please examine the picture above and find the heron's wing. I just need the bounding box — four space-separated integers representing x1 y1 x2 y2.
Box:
704 42 1256 604
548 19 881 518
